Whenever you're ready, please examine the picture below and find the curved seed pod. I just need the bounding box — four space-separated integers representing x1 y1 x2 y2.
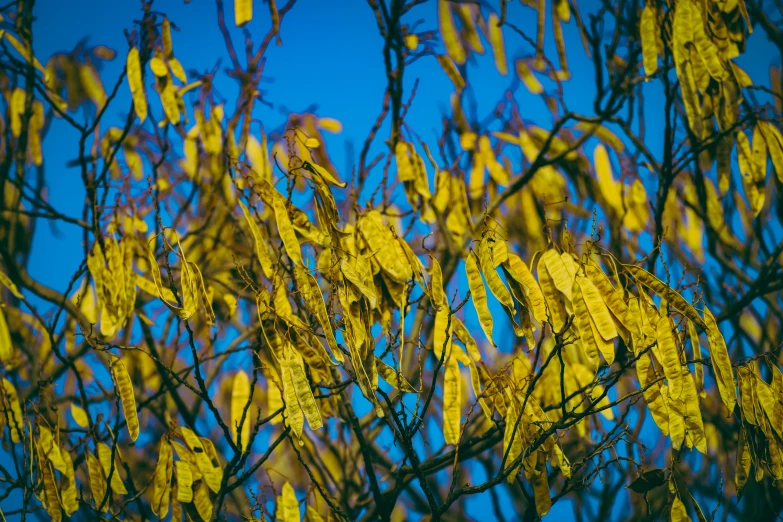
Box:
576 275 618 343
126 47 147 122
465 251 495 346
754 374 783 439
571 280 600 370
467 358 492 420
691 3 725 81
443 355 462 445
151 436 173 518
487 13 508 75
179 427 220 492
377 359 416 393
525 450 552 516
274 197 303 266
231 370 251 451
288 346 323 431
238 200 274 279
341 255 378 309
86 451 108 511
640 4 659 77
429 255 447 309
187 261 215 324
503 254 547 324
452 316 480 362
583 260 634 331
637 353 669 436
503 395 524 482
356 210 409 282
433 306 453 361
704 306 736 414
145 240 190 318
39 449 62 521
657 316 683 400
678 367 708 454
537 259 566 332
193 481 213 522
60 450 79 516
687 320 705 398
174 461 193 503
438 0 466 65
662 384 685 450
293 265 342 363
478 237 515 310
110 355 139 442
543 249 573 301
281 351 304 440
624 264 705 329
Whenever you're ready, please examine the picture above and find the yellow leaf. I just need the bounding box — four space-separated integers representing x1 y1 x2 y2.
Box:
279 481 300 522
70 403 90 428
671 494 692 522
97 442 127 495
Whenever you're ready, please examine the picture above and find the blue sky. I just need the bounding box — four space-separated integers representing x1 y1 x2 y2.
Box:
5 0 781 520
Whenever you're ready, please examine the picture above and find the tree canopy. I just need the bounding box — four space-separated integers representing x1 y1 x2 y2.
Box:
0 0 782 520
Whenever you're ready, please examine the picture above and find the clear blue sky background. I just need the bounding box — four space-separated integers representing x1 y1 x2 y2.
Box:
5 0 779 520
